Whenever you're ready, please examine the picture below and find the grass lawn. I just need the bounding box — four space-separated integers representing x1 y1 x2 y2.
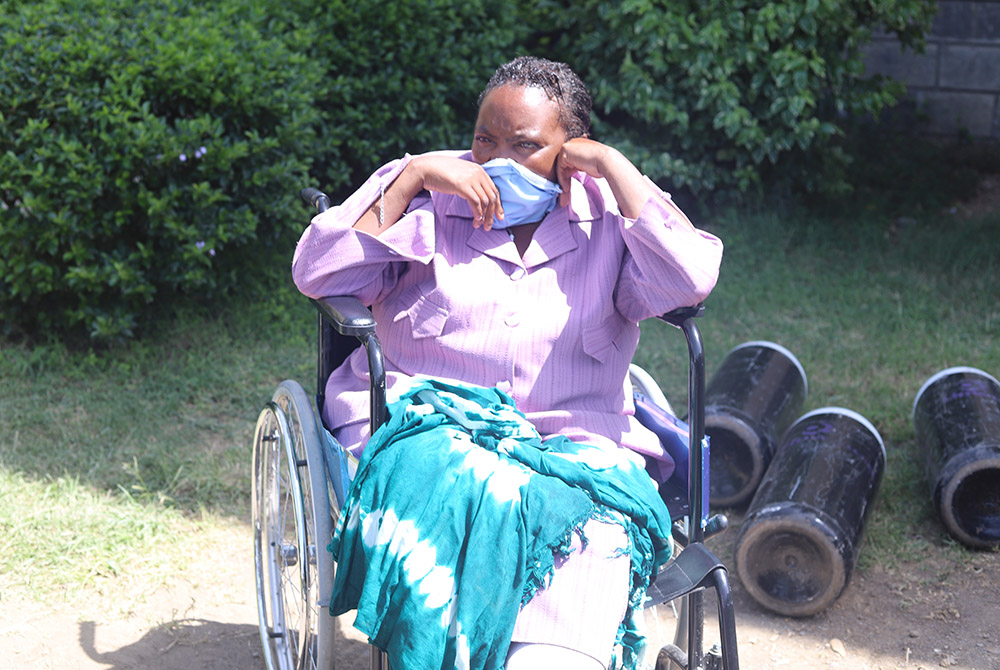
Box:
2 146 998 615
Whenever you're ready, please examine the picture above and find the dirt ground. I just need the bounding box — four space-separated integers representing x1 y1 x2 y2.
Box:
4 172 998 670
3 511 998 670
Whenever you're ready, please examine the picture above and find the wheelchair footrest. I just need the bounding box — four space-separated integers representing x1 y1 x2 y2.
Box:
644 543 727 608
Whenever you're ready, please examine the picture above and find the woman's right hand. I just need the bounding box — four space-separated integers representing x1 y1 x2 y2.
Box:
411 154 504 229
354 154 503 235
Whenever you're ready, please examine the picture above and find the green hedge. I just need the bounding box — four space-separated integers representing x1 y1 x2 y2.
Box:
298 0 532 194
0 0 322 340
0 0 530 341
531 0 936 200
1 0 935 341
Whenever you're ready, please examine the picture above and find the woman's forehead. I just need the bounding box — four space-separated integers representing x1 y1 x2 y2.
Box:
477 85 562 133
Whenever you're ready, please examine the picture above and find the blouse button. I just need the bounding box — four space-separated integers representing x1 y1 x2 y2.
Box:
496 380 512 393
504 313 521 327
510 267 526 281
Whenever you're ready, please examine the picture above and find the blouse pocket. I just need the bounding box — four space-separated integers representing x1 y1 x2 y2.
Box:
582 320 621 364
392 283 449 340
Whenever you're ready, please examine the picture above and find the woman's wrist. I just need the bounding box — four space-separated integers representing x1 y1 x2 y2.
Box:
354 160 424 234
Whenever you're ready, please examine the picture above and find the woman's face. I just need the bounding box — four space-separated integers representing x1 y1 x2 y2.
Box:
471 84 567 182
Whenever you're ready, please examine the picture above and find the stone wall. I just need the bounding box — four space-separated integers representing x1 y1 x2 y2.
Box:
863 1 1000 138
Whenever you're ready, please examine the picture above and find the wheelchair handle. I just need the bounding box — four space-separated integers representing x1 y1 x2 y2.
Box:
657 304 709 542
659 303 705 327
301 187 331 213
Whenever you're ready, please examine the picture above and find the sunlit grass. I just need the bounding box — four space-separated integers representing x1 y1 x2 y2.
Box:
0 280 314 519
0 470 227 619
0 281 314 611
0 471 168 588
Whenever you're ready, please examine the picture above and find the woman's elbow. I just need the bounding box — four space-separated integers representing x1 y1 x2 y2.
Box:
687 244 724 303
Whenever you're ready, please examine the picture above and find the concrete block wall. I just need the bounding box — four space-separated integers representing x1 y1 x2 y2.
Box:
863 1 1000 138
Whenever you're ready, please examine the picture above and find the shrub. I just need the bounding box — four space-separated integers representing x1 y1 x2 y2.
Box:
292 0 533 194
0 0 322 341
530 0 936 200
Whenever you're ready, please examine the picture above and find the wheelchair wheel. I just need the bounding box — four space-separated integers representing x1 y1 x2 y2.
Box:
630 363 675 416
252 380 337 670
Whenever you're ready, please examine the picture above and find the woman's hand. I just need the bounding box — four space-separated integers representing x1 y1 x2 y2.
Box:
354 154 504 235
556 138 691 226
555 137 618 209
412 154 504 230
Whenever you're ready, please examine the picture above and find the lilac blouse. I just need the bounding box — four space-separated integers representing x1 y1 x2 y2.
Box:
291 151 723 474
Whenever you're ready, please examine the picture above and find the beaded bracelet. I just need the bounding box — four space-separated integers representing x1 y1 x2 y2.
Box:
378 179 385 228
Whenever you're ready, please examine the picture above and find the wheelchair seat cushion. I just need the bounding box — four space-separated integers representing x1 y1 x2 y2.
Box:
328 378 672 670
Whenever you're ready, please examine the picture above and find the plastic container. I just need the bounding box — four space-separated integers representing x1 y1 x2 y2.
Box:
734 407 885 617
912 366 1000 549
703 341 808 507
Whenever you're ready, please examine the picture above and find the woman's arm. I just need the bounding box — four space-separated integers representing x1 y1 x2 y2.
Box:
354 154 505 235
292 151 505 301
556 138 693 228
555 138 722 320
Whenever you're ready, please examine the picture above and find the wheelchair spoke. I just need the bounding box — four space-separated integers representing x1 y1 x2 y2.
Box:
276 438 307 663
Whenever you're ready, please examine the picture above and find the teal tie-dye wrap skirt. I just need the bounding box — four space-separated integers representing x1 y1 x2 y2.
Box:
328 378 672 670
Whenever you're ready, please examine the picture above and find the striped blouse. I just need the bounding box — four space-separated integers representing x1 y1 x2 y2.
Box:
291 151 723 470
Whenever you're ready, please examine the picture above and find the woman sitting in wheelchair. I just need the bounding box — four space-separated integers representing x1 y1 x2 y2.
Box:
292 56 723 670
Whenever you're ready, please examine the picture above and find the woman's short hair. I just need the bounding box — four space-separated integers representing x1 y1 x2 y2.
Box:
478 56 592 139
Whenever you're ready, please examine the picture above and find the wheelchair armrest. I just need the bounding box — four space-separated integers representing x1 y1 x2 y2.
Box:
311 296 387 433
657 303 705 327
312 296 377 337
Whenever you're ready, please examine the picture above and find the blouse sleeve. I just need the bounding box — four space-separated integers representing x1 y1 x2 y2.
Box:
613 184 723 322
291 154 436 305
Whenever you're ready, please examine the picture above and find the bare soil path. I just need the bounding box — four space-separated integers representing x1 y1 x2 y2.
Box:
3 515 997 670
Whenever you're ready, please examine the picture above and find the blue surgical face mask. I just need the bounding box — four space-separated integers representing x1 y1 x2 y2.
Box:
481 158 562 230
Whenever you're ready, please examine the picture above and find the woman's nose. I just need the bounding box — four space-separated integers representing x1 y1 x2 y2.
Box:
491 144 517 162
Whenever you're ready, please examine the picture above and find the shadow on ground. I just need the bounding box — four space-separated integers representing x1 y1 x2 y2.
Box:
78 619 263 670
76 616 373 670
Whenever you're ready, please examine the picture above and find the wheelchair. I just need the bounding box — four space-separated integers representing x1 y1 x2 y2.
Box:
251 188 740 670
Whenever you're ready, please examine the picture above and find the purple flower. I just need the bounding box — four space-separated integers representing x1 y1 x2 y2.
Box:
195 146 208 159
179 153 187 162
196 241 206 250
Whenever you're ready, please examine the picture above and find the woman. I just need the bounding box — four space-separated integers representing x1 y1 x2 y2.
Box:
292 56 723 670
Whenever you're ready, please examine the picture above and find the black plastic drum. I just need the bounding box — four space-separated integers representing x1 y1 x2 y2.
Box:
912 366 1000 549
704 341 808 507
734 407 885 617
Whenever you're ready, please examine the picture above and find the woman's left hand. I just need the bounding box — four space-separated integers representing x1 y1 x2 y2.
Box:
556 138 655 219
556 138 692 228
555 138 612 207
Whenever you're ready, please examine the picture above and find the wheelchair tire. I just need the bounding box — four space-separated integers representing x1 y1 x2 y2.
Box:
253 379 337 670
630 363 675 416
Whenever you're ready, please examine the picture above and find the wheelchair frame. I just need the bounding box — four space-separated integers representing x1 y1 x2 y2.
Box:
251 188 739 670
